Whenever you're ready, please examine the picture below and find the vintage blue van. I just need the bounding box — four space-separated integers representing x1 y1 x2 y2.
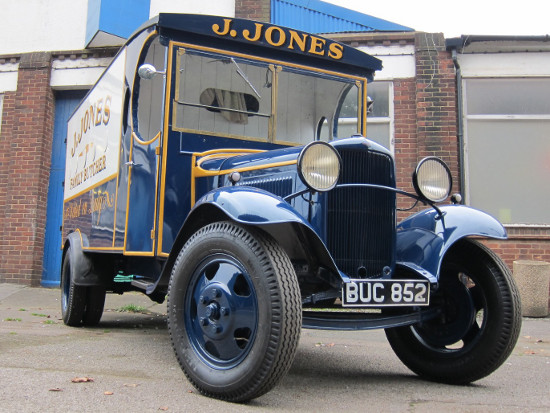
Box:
61 14 521 402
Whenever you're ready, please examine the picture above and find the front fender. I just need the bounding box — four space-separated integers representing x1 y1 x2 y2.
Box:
179 186 340 279
396 205 507 281
195 185 311 225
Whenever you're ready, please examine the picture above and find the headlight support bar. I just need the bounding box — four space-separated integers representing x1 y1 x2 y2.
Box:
283 183 446 219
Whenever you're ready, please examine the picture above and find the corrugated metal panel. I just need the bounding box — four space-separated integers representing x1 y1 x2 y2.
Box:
272 0 413 34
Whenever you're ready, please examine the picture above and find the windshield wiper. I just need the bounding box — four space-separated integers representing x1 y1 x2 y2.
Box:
231 58 261 99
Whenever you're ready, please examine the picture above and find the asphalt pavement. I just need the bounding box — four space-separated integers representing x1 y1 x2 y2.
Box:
1 283 549 412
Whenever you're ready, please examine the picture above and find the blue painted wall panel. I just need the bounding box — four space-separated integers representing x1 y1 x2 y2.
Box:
86 0 151 46
42 91 87 287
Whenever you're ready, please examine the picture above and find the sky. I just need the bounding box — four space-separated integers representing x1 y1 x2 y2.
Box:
323 0 550 38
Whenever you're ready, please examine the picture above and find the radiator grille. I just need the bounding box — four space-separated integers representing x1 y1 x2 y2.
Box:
237 176 293 198
327 148 395 278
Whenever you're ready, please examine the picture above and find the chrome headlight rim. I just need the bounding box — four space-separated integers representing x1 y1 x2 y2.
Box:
413 157 453 203
297 141 341 192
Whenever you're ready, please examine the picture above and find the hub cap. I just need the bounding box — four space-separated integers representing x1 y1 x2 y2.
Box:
184 254 258 369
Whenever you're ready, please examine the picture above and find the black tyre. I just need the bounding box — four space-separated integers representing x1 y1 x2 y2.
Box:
385 239 521 384
83 286 106 326
167 222 302 402
61 247 86 326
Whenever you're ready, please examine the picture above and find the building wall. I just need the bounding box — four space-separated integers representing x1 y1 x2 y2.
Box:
0 0 89 55
0 0 235 55
149 0 235 18
331 32 458 212
330 30 550 311
0 1 236 285
1 1 549 309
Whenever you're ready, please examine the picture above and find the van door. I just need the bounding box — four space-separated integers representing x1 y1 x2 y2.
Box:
124 36 166 254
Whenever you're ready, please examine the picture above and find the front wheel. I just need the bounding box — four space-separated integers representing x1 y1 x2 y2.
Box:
386 239 521 384
167 222 302 402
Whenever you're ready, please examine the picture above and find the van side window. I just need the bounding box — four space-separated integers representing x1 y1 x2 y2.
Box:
133 36 165 141
173 49 272 141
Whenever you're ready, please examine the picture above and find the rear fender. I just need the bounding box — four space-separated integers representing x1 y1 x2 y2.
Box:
63 231 101 287
396 205 507 281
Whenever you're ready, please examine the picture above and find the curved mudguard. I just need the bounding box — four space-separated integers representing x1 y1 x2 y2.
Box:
63 231 100 287
396 205 507 282
190 186 340 275
195 186 310 224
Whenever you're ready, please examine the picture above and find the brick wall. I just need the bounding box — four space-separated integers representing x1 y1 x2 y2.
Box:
235 0 270 21
393 78 417 212
0 52 54 286
414 33 459 192
483 236 550 311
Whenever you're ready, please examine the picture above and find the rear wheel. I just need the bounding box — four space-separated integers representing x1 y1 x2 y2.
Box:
385 239 521 384
83 286 106 326
167 222 302 402
61 247 86 326
61 246 106 326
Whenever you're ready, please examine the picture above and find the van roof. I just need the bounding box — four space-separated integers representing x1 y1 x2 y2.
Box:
132 13 382 80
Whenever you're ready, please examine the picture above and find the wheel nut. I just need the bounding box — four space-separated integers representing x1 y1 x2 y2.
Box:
199 295 208 304
221 307 229 316
200 317 208 326
211 324 222 334
212 288 221 298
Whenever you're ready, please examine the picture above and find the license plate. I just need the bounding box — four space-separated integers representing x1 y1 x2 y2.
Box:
342 279 430 307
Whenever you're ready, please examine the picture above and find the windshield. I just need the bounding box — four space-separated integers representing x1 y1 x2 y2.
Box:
172 46 364 145
277 67 360 144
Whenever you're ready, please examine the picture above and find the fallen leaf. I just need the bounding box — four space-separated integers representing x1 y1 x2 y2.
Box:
104 391 114 395
71 377 94 383
158 407 169 411
123 383 139 388
49 388 63 392
524 350 536 355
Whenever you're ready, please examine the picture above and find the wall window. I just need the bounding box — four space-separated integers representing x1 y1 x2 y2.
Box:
464 78 550 225
366 81 393 151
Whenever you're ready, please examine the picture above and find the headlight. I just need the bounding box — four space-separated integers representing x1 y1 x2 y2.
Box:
413 157 452 202
298 142 341 192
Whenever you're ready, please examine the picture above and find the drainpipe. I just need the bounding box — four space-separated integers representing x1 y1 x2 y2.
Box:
451 48 465 200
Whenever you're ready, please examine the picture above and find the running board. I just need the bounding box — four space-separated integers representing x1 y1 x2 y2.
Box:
131 278 155 291
129 278 165 304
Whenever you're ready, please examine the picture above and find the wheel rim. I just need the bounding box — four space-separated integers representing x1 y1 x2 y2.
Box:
412 267 488 354
184 253 258 369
